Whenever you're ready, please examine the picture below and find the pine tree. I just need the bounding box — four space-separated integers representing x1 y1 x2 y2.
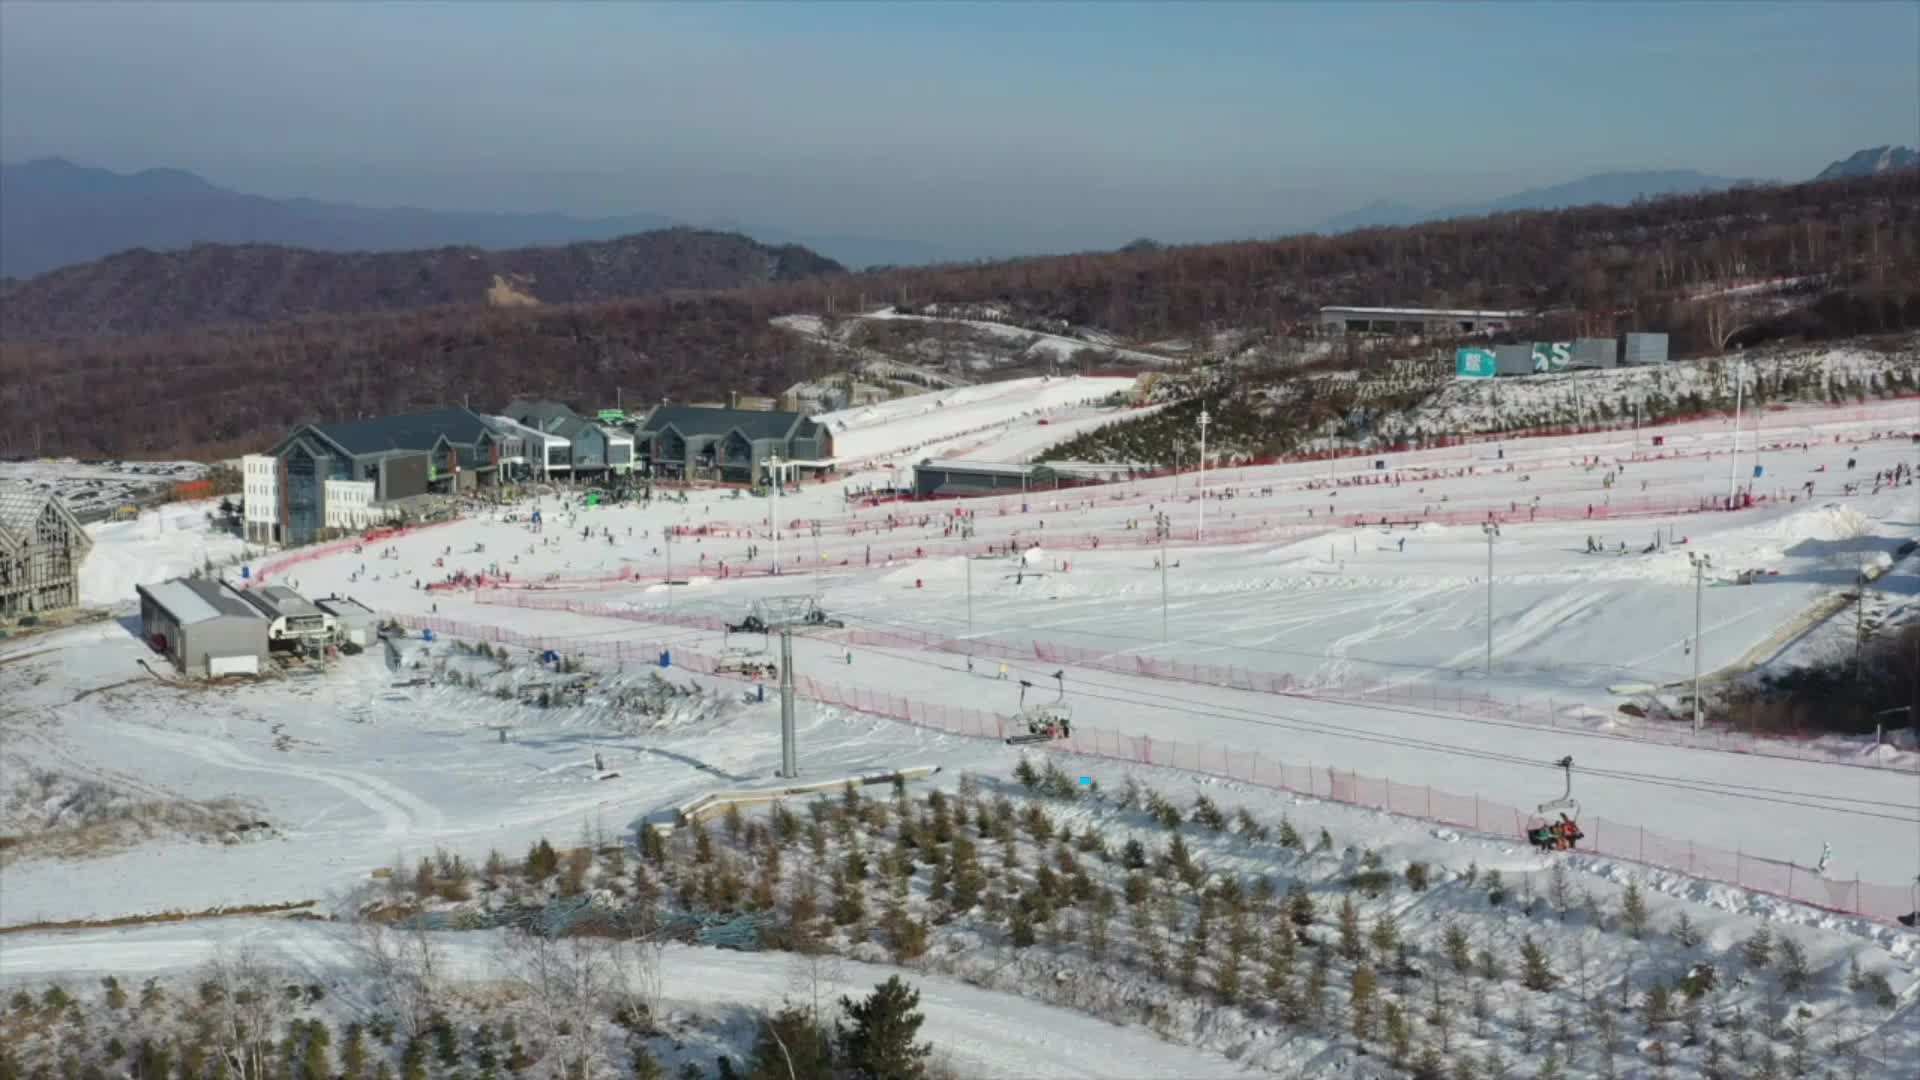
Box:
1336 894 1363 960
745 1005 833 1080
1381 1000 1410 1066
100 978 127 1011
1276 816 1302 850
1349 966 1378 1044
1548 861 1572 920
1285 881 1316 928
1742 926 1774 970
1520 936 1558 991
1778 935 1810 993
837 978 931 1080
1120 837 1148 869
1673 910 1702 949
1443 922 1471 975
1368 910 1400 957
1621 881 1648 939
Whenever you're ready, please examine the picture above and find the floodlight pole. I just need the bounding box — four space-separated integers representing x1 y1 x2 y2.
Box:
768 453 782 575
779 626 796 778
1197 407 1211 541
665 526 673 612
1690 552 1711 733
1725 359 1744 506
1482 523 1498 676
1160 521 1169 643
966 555 973 634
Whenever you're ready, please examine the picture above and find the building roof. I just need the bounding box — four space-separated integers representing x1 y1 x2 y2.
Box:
139 577 264 625
916 459 1048 478
487 415 569 447
639 404 816 442
1319 306 1528 320
308 407 495 456
241 584 324 621
314 595 377 618
0 483 92 554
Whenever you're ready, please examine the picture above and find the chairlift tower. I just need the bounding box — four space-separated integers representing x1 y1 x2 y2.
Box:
753 595 817 778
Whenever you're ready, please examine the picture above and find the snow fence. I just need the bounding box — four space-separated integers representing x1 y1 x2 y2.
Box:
389 611 1915 927
473 590 1917 775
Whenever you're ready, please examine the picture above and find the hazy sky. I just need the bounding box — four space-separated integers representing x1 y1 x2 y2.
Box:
3 1 1915 256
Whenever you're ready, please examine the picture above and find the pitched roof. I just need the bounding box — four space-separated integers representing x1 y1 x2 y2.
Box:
310 407 494 456
0 483 91 553
639 405 814 442
138 577 263 624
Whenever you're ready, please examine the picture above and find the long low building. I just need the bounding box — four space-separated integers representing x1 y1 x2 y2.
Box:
1318 306 1528 336
913 459 1057 499
136 577 270 677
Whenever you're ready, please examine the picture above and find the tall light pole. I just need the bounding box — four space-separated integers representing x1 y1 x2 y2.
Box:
768 453 783 575
1197 406 1211 541
1160 516 1170 643
966 554 974 634
1481 522 1499 676
1689 552 1712 733
665 525 673 612
1725 360 1745 506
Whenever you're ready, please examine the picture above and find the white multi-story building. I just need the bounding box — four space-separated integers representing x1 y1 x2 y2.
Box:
323 479 388 531
242 454 281 545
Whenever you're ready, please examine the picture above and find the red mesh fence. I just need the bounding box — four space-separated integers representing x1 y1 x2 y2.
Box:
395 609 1914 926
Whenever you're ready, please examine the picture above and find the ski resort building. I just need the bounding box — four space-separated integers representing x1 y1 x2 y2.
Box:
634 405 833 483
246 407 509 546
0 484 93 618
503 401 633 478
136 577 270 677
913 459 1057 499
1318 306 1527 337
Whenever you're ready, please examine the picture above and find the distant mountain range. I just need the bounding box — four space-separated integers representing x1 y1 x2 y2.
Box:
0 157 912 278
1314 169 1748 233
1814 145 1918 180
1317 146 1920 234
0 227 842 340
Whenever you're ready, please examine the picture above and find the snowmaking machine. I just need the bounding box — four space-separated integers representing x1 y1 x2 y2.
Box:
1004 670 1073 745
1525 756 1584 851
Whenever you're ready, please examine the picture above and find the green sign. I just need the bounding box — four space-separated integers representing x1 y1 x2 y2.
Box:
597 409 626 423
1531 342 1572 372
1455 348 1496 379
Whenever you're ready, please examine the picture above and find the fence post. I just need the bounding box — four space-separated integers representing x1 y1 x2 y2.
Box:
1639 826 1645 863
1426 786 1432 818
1474 794 1480 831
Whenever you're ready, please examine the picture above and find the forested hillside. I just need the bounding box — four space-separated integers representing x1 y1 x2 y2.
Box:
2 172 1914 460
0 228 843 339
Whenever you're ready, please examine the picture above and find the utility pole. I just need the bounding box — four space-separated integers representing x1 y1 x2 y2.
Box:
1160 518 1169 643
1689 552 1712 733
1855 572 1869 680
1481 523 1499 676
966 555 973 634
778 627 796 777
1726 359 1745 506
768 453 782 575
665 526 673 612
1197 406 1211 541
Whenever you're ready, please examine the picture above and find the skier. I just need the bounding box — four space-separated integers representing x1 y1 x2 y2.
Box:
1815 842 1831 877
1397 537 1406 553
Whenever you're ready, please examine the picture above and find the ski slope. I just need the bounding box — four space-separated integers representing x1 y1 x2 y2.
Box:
2 386 1915 925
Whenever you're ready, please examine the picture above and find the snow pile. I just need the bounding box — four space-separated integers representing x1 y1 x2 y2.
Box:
78 500 249 607
817 374 1135 463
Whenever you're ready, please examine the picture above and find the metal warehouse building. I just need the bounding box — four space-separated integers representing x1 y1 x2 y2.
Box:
136 578 270 677
913 459 1056 499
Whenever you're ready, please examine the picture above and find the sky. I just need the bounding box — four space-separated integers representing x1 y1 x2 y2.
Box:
2 0 1916 261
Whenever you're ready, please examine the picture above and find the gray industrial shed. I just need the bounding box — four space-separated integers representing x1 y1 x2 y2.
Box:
314 595 378 646
913 459 1056 499
636 405 832 483
136 578 270 677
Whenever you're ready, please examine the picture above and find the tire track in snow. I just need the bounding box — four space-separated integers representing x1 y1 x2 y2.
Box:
113 724 445 839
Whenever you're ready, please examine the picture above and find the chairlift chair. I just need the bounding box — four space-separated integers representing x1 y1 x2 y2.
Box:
1005 670 1072 745
1537 755 1578 818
